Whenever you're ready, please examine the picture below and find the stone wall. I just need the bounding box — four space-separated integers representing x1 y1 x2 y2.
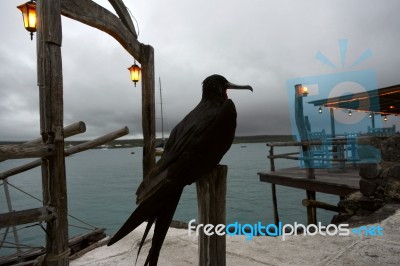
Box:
333 135 400 223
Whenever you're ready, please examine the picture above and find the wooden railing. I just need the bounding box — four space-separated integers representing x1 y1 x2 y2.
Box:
0 122 129 264
266 137 361 225
267 138 359 165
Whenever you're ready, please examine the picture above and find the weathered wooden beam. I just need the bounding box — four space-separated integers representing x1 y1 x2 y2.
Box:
0 144 54 160
0 121 86 164
108 0 137 38
28 121 86 145
37 0 69 265
0 206 56 228
0 126 129 180
267 136 379 147
196 165 227 266
302 199 340 212
68 228 106 257
64 126 129 156
0 159 42 180
61 0 142 61
141 45 156 178
0 228 106 265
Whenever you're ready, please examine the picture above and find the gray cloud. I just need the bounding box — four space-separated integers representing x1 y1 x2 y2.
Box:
1 0 400 141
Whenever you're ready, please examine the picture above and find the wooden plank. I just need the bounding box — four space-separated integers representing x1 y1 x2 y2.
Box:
0 121 86 163
302 199 340 212
0 248 46 266
0 206 56 228
196 165 227 266
68 228 106 257
268 136 379 147
0 144 54 160
0 127 129 180
64 126 129 156
0 229 106 265
258 168 360 196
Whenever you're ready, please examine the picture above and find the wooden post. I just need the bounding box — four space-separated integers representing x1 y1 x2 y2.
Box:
305 190 317 225
271 184 279 226
268 144 280 226
37 0 69 264
294 84 316 225
141 44 156 178
196 165 227 266
329 108 336 138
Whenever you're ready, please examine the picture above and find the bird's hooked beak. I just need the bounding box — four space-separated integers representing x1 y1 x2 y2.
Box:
226 82 253 92
223 82 253 99
222 82 253 100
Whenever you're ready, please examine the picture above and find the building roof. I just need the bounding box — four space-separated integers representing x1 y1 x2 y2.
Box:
308 84 400 115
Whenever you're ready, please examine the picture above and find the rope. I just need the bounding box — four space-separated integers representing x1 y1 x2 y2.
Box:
5 181 98 230
125 5 140 37
6 182 42 202
67 213 97 230
0 240 42 249
1 180 102 257
69 223 97 231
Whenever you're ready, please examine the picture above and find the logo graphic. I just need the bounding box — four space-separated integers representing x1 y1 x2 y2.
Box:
188 219 384 241
286 39 382 168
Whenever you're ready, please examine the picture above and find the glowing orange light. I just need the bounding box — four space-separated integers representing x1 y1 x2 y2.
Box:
128 63 141 86
295 84 309 97
17 0 37 40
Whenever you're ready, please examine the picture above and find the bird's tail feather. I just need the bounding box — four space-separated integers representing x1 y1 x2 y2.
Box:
107 193 165 246
135 216 156 266
145 188 183 266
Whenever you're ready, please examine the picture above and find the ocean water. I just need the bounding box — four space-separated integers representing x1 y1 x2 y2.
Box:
0 143 339 256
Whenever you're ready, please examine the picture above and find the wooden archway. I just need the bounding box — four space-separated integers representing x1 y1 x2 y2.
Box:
37 0 155 264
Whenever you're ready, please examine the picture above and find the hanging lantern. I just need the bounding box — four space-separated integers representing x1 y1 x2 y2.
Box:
17 0 37 40
318 106 322 114
128 62 141 87
348 110 352 116
384 115 388 122
295 84 309 97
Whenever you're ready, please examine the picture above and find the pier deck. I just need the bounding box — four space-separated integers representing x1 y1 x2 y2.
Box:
258 166 360 196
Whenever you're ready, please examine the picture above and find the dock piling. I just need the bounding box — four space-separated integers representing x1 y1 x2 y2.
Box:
196 165 227 266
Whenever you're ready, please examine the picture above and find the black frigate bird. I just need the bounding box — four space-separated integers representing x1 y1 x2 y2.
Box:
107 74 252 265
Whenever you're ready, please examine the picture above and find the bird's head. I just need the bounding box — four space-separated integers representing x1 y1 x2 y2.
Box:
202 74 253 101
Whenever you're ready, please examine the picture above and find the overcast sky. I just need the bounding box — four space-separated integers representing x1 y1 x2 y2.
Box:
1 0 400 141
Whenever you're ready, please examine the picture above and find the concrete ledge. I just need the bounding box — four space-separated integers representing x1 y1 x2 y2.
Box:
71 205 400 265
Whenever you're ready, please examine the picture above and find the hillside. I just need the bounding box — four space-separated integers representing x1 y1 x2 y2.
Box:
0 135 294 149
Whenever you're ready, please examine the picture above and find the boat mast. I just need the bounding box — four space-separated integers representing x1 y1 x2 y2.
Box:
159 77 165 144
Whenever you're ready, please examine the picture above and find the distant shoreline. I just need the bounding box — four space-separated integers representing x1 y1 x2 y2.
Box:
0 135 294 149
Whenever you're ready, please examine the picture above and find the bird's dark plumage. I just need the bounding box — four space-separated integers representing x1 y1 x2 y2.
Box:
107 74 252 265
